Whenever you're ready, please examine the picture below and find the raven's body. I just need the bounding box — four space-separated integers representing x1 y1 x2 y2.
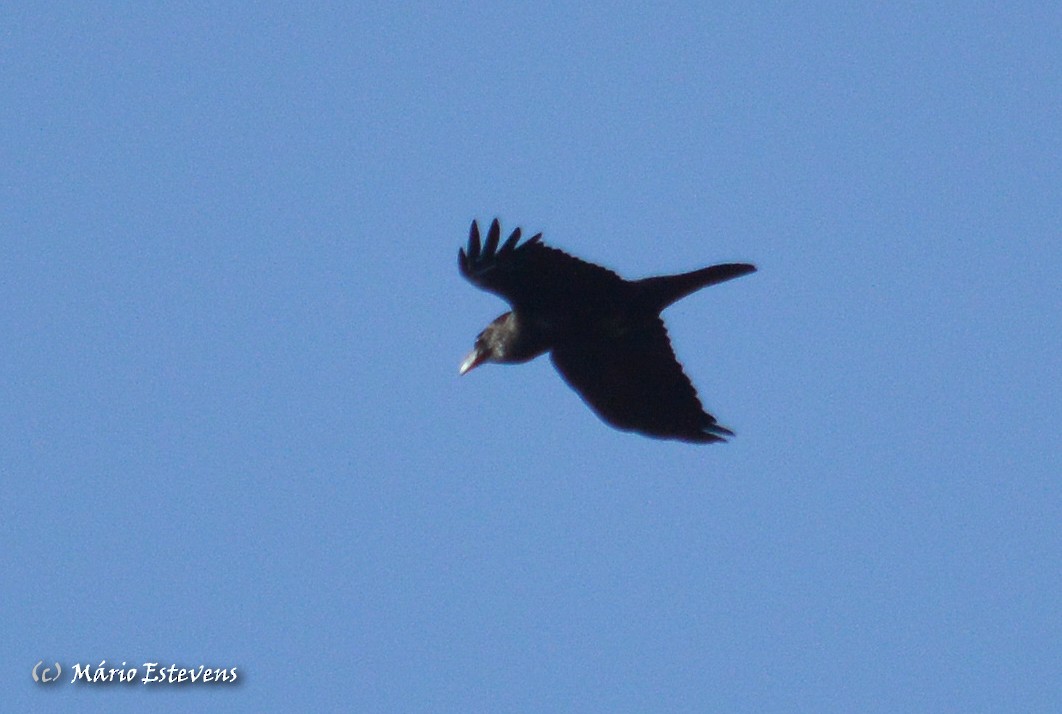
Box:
458 219 755 443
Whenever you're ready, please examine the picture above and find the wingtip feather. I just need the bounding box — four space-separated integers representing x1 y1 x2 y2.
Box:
485 218 500 256
501 227 521 254
468 220 481 259
701 421 735 443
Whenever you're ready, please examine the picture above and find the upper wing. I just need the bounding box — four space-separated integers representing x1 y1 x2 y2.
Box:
550 317 734 443
458 219 626 315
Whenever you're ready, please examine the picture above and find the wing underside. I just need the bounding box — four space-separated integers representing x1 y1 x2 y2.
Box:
550 317 734 443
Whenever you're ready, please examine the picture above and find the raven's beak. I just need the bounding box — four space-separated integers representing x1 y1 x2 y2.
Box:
459 347 486 375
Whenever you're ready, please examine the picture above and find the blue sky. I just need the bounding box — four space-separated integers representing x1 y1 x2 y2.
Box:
3 3 1059 712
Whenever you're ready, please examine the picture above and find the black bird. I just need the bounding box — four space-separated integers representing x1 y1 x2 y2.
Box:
458 219 755 443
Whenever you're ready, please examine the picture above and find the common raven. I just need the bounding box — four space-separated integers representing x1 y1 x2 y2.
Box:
458 219 755 443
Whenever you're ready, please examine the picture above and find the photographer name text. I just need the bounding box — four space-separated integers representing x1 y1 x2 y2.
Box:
67 660 238 685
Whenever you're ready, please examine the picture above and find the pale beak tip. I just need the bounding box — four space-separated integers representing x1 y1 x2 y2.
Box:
460 348 486 376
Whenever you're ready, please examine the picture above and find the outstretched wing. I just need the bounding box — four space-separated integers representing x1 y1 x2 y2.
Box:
550 317 734 443
459 218 626 315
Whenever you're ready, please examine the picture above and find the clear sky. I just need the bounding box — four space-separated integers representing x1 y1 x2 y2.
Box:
3 3 1059 712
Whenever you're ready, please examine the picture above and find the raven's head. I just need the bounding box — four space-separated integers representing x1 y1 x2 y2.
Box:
459 314 511 375
460 312 549 374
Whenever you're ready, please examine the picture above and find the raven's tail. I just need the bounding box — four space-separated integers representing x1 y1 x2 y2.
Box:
636 263 756 312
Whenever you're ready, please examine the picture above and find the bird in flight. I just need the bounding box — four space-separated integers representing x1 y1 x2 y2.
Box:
458 219 755 443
